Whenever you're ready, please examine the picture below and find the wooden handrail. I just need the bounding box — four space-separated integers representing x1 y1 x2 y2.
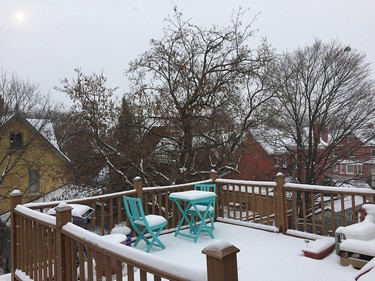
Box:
10 172 375 280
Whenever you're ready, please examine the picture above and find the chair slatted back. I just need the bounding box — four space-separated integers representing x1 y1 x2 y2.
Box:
194 183 216 193
123 196 145 222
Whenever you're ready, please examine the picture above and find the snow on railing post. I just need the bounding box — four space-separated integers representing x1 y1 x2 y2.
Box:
202 240 240 281
55 203 73 281
10 190 22 281
209 170 218 182
133 176 143 201
275 173 287 233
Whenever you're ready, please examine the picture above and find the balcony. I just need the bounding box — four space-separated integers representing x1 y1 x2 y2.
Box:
7 172 375 280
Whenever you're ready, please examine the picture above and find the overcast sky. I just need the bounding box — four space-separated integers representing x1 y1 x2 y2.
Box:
1 0 374 106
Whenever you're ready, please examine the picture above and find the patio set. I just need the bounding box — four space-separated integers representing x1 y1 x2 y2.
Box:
335 203 375 269
123 183 217 252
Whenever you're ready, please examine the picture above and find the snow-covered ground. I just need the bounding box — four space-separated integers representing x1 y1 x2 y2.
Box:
0 221 364 280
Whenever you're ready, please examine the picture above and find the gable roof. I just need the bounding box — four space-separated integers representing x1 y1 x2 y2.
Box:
1 112 71 163
250 123 375 156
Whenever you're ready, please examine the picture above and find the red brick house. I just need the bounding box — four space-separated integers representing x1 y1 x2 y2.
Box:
328 125 375 185
229 128 293 181
229 125 375 187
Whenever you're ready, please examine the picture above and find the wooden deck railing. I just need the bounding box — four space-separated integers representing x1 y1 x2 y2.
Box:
9 171 375 280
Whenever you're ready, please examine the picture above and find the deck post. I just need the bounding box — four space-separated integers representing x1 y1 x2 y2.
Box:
202 242 240 281
10 190 22 281
210 170 218 182
133 176 143 201
275 172 287 233
55 203 73 281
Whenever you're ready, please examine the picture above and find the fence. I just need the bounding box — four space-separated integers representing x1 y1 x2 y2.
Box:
9 171 375 280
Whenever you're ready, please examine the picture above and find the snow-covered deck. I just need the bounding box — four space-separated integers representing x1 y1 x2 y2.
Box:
142 221 357 281
0 222 364 281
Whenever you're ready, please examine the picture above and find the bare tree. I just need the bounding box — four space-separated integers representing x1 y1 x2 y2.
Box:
0 70 53 117
267 39 375 185
127 8 275 183
57 69 137 190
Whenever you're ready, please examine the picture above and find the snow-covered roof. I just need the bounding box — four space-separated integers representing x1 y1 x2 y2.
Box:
250 123 375 155
1 113 71 163
26 118 60 149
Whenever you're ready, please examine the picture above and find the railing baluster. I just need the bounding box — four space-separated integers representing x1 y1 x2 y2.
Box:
340 196 345 226
109 198 114 230
330 195 335 236
239 185 243 221
245 184 249 221
351 195 356 223
91 201 96 231
251 185 256 222
302 192 307 232
87 248 94 281
311 193 316 234
258 186 263 225
117 197 122 224
140 268 147 281
100 201 105 235
127 264 135 281
78 243 85 281
320 192 326 236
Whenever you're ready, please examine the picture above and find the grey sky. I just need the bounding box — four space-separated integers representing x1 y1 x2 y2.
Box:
1 0 374 106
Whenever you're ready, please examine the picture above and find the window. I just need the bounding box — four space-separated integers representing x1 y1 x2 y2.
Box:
340 165 345 173
29 170 40 194
10 132 23 150
274 157 279 166
346 164 354 174
333 165 338 172
372 149 375 157
282 156 287 167
333 149 338 157
357 164 363 174
348 149 355 157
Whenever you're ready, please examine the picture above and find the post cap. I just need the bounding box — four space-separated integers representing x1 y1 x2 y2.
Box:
202 240 240 259
10 190 22 196
133 176 142 182
54 202 73 213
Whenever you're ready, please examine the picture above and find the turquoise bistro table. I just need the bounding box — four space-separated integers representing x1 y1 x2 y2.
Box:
169 190 216 242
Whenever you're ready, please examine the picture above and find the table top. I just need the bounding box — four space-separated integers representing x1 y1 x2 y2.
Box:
102 233 127 243
169 190 216 201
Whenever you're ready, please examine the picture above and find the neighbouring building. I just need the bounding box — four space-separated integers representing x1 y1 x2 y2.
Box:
0 112 71 214
229 125 375 187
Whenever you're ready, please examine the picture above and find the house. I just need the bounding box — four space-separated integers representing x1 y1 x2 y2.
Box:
328 125 375 185
229 128 294 181
229 125 375 186
0 112 71 214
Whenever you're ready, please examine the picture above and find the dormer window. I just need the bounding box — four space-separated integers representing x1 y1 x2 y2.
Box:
10 132 23 150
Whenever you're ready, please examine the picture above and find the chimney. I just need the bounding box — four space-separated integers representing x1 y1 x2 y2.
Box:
321 128 329 143
313 123 329 143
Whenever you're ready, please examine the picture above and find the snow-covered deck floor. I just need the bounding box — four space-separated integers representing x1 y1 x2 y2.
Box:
140 222 358 281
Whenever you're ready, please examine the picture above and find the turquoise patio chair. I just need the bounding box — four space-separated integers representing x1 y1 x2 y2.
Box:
188 183 217 232
123 196 167 252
